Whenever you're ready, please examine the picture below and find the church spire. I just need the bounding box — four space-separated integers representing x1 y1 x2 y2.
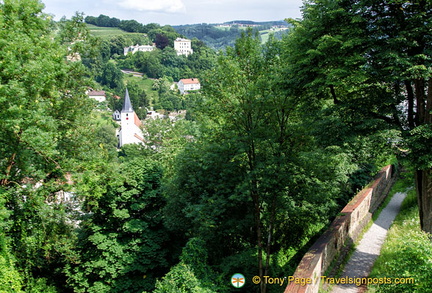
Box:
122 88 133 112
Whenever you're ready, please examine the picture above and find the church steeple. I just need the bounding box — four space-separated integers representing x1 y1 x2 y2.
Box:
122 88 133 112
117 88 144 147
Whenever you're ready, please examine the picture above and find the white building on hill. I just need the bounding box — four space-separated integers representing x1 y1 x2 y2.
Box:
174 38 193 56
178 78 200 94
87 90 106 102
117 89 144 147
124 44 156 55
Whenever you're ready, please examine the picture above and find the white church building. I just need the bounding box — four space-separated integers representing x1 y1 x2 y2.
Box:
115 89 144 147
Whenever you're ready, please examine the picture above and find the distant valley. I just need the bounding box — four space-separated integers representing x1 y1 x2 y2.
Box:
173 20 290 50
85 14 290 51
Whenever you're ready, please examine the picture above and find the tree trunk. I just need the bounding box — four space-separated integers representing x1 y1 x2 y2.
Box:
426 78 432 124
252 187 265 293
264 196 277 293
405 80 415 129
416 78 432 233
415 169 432 233
329 85 339 104
1 152 16 186
415 78 426 124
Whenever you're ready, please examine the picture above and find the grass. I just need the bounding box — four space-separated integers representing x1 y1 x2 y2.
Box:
367 181 432 292
123 75 159 106
86 24 143 40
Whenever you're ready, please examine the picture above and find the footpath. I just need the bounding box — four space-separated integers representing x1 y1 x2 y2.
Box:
331 190 408 293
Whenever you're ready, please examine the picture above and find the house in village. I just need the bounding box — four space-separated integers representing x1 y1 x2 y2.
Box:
174 38 193 56
87 90 106 102
178 78 201 94
124 44 156 55
115 89 144 147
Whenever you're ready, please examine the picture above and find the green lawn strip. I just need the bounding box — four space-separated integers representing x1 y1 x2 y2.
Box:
367 187 432 292
86 24 143 39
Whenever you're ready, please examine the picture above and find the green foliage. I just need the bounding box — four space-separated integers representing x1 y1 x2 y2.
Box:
6 186 77 291
153 263 214 293
174 24 242 50
0 0 95 186
174 21 290 51
0 235 23 292
153 238 225 293
406 124 432 169
96 60 124 90
163 31 366 293
286 0 432 233
66 158 170 292
0 189 23 292
369 189 432 292
1 1 419 293
0 2 115 292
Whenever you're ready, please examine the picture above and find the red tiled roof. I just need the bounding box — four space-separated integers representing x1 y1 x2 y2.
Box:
134 112 142 128
88 90 106 96
180 78 200 84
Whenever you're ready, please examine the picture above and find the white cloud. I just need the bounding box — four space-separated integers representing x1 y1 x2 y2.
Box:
118 0 186 13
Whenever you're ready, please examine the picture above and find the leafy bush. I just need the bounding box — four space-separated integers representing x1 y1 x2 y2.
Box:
153 238 225 293
0 240 24 292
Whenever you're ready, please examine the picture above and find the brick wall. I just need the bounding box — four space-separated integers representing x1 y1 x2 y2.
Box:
284 165 395 293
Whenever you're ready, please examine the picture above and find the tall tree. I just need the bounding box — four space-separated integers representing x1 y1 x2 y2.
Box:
284 0 432 232
165 31 355 292
360 0 432 231
0 0 93 187
0 0 103 290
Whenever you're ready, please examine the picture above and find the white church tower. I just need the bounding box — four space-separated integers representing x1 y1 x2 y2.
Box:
118 88 144 147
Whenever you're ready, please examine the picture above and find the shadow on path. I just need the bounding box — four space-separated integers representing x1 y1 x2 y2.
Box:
331 191 408 293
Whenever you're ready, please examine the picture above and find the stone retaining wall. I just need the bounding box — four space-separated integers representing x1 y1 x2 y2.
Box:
284 165 396 293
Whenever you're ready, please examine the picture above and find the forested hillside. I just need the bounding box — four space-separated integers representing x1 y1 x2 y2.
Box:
1 0 431 293
84 14 290 51
173 21 290 50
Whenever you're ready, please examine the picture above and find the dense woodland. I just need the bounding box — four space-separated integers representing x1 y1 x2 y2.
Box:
1 0 432 292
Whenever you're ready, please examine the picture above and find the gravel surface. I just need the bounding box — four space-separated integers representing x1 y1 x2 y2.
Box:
331 191 408 293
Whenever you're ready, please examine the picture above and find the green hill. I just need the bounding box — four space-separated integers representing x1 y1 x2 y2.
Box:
86 24 144 40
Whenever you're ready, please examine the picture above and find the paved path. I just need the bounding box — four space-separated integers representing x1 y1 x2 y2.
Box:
331 190 408 293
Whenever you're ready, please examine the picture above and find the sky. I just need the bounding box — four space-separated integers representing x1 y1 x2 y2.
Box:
42 0 304 26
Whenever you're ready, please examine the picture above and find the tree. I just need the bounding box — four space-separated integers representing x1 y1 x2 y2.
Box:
284 0 432 232
96 14 112 27
152 238 223 293
109 36 128 56
0 0 93 188
96 60 124 90
119 19 145 33
165 31 356 293
66 158 170 293
85 16 97 25
126 79 149 119
155 33 170 50
0 0 103 290
57 12 101 62
358 0 432 232
144 51 164 78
